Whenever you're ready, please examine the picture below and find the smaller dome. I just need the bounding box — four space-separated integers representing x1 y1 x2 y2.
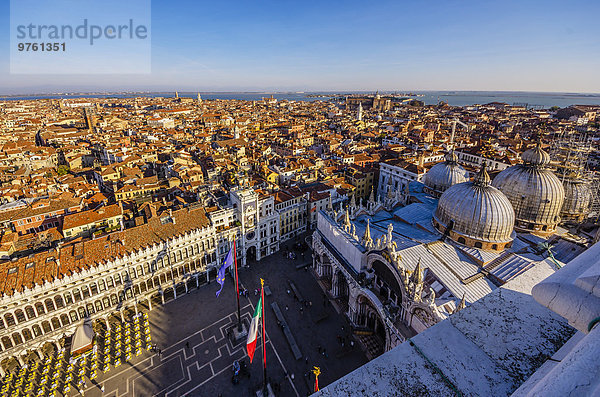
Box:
492 141 564 235
561 176 591 222
521 143 550 167
423 151 469 197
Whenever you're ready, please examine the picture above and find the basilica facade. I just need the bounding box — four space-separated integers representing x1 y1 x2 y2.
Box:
311 145 578 358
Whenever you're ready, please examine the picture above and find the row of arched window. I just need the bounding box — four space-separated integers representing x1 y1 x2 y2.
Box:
0 256 208 331
0 302 104 352
0 233 239 358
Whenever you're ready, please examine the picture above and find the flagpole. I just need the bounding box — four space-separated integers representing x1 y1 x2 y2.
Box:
234 240 242 331
261 278 267 396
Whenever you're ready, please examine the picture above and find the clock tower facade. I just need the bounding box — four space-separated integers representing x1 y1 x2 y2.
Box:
231 189 279 265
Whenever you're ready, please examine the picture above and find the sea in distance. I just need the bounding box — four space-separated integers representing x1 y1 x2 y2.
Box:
2 91 600 108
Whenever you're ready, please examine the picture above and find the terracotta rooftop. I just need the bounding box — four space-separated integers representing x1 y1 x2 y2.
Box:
0 195 82 223
62 204 123 230
0 206 211 296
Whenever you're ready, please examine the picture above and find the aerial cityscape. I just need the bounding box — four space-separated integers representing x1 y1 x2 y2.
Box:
1 0 600 396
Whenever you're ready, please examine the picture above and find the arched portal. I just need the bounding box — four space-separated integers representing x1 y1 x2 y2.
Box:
353 294 387 358
175 282 186 296
370 259 404 306
332 270 350 314
246 246 257 262
151 292 162 307
163 287 175 302
320 254 333 283
186 276 196 290
137 299 150 313
333 271 349 299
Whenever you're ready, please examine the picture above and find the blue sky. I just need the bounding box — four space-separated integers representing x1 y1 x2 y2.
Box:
1 0 599 94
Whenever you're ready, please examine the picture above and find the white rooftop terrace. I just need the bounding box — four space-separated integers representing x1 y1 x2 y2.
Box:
315 240 600 397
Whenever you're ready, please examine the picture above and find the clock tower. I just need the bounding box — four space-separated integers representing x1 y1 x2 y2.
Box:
231 189 260 265
231 188 280 265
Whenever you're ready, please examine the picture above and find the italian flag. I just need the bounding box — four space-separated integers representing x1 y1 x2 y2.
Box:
246 295 262 362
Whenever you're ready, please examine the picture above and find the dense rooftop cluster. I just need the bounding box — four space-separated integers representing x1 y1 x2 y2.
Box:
0 94 598 292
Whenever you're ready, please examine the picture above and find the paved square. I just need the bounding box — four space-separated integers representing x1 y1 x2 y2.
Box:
78 236 367 396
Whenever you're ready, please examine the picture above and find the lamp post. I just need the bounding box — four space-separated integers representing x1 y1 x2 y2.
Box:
312 366 321 392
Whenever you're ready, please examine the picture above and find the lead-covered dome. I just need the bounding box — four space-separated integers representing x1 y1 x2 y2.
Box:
423 151 469 198
561 173 591 222
492 143 564 235
521 143 551 166
433 164 515 251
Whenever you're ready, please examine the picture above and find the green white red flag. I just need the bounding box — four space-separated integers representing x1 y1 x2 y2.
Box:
246 294 262 362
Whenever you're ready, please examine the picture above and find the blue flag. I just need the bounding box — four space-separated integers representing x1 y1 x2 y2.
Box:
215 247 235 297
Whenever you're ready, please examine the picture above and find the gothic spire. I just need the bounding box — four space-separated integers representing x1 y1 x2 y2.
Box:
411 258 424 285
344 206 351 230
362 218 373 249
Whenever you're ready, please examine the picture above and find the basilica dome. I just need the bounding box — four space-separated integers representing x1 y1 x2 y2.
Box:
433 164 515 251
423 151 469 198
561 173 591 222
491 143 564 235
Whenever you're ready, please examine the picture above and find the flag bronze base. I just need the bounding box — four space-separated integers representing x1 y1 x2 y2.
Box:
230 321 248 344
255 383 275 397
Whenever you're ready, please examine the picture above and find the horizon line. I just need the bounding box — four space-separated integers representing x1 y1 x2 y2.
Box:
2 89 600 97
